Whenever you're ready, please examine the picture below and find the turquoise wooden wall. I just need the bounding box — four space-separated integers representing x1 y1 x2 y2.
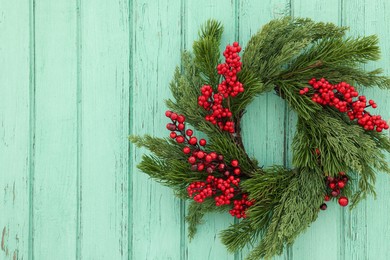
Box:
1 0 390 259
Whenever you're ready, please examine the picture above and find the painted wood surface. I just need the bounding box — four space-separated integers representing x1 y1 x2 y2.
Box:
0 1 30 259
1 0 390 259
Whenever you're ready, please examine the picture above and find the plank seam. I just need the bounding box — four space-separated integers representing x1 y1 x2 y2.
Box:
128 0 135 259
28 0 36 259
286 1 294 260
180 0 188 259
76 0 83 259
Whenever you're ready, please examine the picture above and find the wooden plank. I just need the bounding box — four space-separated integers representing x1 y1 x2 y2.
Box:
0 1 30 259
360 1 390 259
290 1 343 259
80 0 129 259
130 0 183 259
33 1 78 258
340 1 368 259
238 0 289 259
184 1 237 259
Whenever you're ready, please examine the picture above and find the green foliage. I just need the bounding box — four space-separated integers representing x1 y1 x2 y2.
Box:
130 135 205 196
221 167 325 259
242 17 347 90
246 169 324 260
130 17 390 260
230 69 265 114
186 198 230 239
193 20 223 87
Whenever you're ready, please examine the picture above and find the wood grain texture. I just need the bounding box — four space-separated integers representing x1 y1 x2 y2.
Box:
1 1 390 259
130 1 183 259
79 0 130 259
0 1 30 259
32 0 78 258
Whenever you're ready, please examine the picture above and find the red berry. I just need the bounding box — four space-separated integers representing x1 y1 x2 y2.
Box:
189 137 197 145
176 136 184 143
320 203 327 210
186 129 193 136
218 163 225 171
197 151 205 159
166 123 176 131
331 190 339 197
165 110 172 117
329 182 336 190
337 181 345 189
338 196 349 207
324 195 331 201
170 113 178 120
177 115 185 123
188 156 196 164
170 132 177 139
233 168 241 175
183 147 191 154
178 123 185 130
199 139 207 146
231 160 239 167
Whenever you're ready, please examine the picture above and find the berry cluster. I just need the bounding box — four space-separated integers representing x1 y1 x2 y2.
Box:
301 78 389 132
198 42 244 133
217 43 244 98
187 175 239 205
229 194 254 218
165 110 253 218
320 172 349 210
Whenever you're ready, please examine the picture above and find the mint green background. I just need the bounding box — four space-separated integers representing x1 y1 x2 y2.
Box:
1 0 390 259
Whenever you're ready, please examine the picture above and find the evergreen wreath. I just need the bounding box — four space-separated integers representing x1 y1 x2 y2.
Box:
130 17 390 259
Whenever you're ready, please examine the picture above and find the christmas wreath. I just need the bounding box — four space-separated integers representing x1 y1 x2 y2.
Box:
130 17 390 259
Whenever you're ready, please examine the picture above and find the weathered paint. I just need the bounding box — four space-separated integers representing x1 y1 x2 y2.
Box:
0 0 30 259
1 1 390 259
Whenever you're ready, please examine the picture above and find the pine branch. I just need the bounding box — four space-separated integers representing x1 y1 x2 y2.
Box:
221 167 295 253
245 169 324 260
220 219 260 252
193 19 223 87
186 199 230 239
242 17 347 88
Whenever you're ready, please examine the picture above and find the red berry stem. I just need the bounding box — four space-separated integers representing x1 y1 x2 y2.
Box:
198 42 244 133
300 78 389 132
165 109 254 218
320 172 349 210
